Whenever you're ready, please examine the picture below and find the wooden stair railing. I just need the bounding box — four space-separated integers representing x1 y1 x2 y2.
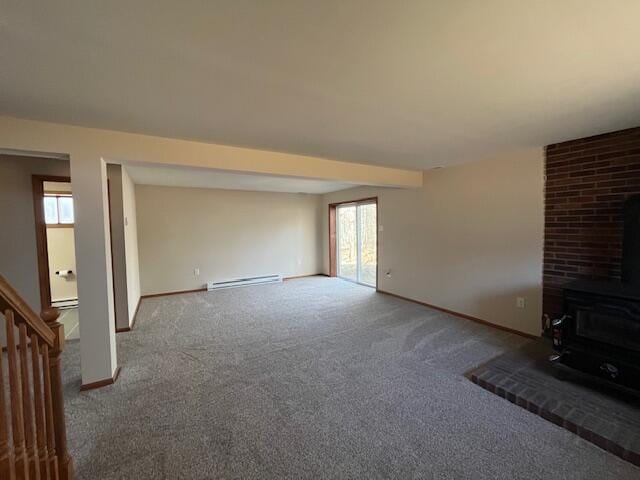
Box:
0 274 74 480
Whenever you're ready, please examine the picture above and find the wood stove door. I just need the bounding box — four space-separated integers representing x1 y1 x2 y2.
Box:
574 305 640 354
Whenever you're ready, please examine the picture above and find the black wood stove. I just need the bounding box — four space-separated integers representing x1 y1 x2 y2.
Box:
550 195 640 390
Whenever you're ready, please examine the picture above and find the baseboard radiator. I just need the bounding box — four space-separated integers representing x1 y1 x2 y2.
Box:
207 274 282 291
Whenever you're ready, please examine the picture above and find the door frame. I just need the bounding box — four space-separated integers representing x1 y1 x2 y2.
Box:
328 197 378 287
32 174 72 310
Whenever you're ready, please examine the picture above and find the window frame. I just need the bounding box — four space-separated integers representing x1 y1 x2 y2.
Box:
44 193 75 227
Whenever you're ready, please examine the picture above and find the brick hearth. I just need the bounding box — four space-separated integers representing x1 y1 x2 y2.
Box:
469 341 640 467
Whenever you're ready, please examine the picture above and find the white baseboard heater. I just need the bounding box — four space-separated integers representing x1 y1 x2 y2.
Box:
207 274 282 291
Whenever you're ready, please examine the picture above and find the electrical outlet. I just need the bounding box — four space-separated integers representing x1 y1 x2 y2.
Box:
516 297 526 309
194 268 200 276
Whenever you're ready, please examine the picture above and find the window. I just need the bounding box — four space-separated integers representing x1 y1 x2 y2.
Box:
44 194 74 225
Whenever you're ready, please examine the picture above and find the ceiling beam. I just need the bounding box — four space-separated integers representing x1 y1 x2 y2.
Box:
0 116 422 188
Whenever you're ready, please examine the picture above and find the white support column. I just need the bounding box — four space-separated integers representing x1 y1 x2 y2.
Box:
70 154 118 385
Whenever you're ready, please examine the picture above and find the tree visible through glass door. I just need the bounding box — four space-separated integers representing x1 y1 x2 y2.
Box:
358 202 377 286
337 204 357 282
337 201 377 287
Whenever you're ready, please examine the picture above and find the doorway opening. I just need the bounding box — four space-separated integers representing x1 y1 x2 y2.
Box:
32 175 80 339
329 198 377 288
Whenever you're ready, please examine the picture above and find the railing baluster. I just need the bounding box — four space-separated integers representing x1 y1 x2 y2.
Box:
5 310 28 480
41 308 73 480
18 323 41 480
0 322 17 480
41 344 58 480
1 276 73 480
30 335 50 479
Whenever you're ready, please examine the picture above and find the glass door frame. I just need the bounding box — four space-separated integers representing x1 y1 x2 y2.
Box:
329 197 378 288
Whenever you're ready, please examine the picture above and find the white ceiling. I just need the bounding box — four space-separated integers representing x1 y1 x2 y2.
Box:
125 163 353 194
2 2 640 170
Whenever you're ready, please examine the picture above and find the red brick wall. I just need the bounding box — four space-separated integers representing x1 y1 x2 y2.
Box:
543 127 640 320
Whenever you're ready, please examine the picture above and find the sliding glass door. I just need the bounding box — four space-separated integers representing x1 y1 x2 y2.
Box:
337 204 358 282
358 202 377 286
337 200 377 287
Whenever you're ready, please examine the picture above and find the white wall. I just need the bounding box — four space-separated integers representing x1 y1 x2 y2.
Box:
46 227 77 301
71 155 118 384
321 149 544 336
122 167 141 323
136 185 322 295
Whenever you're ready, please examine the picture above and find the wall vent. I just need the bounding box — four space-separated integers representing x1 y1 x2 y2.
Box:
207 274 282 291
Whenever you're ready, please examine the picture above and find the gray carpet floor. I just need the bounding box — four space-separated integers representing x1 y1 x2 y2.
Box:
61 277 640 479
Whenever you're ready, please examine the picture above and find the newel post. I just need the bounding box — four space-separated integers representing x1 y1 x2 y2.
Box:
41 307 74 480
